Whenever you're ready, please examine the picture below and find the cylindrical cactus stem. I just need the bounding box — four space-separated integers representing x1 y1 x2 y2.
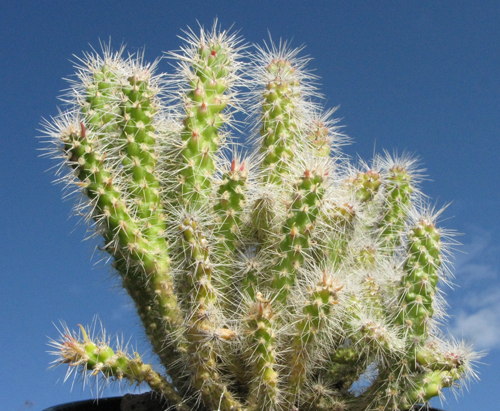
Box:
377 154 417 251
116 258 191 396
249 47 313 251
397 215 442 349
244 293 281 410
178 217 241 411
50 325 189 411
114 59 185 349
271 164 327 304
257 57 303 184
172 26 241 207
117 60 163 221
288 271 343 398
213 158 248 298
408 338 476 404
76 49 123 130
416 338 471 373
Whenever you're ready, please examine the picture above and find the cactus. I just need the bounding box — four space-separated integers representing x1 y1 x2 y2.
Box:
43 23 482 411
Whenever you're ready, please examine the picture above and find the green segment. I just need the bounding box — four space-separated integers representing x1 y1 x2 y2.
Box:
179 218 241 411
272 169 325 303
119 74 161 221
397 219 441 341
214 160 247 252
213 160 248 297
379 166 413 249
60 326 188 410
260 59 301 184
289 273 343 394
115 73 181 328
179 218 217 307
81 64 121 131
179 44 231 206
246 295 279 410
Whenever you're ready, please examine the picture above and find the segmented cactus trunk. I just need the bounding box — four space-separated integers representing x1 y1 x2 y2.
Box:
45 23 480 411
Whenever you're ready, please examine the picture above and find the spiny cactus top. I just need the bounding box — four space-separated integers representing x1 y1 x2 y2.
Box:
43 23 481 411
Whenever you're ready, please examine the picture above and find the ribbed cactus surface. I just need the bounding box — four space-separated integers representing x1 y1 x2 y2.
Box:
43 23 480 411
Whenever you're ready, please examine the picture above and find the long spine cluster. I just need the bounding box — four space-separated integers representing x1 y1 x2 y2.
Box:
44 24 481 411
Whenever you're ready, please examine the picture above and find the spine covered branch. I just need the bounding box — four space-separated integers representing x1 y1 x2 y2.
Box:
43 22 481 411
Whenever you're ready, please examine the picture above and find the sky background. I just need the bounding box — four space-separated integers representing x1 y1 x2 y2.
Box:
1 1 499 410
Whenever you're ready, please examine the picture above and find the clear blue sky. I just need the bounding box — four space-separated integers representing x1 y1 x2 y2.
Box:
1 1 499 410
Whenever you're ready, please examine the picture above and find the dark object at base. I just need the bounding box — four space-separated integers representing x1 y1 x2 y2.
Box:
409 405 444 411
43 392 172 411
43 393 444 411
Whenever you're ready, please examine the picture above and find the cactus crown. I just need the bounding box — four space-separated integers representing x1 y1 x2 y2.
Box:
43 23 481 411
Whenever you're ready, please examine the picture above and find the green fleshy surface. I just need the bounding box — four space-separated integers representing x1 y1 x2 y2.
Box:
179 45 231 205
379 166 413 249
398 219 441 339
272 172 325 303
260 59 301 184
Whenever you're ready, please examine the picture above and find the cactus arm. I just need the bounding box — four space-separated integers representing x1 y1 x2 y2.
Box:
178 217 242 411
115 60 186 349
405 369 460 404
288 271 343 398
244 293 280 411
397 216 442 347
377 154 417 251
50 325 189 411
213 158 248 299
257 57 303 184
171 27 241 207
249 45 314 247
271 165 327 304
57 110 182 333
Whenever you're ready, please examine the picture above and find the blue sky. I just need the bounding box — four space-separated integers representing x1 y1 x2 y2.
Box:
1 1 499 410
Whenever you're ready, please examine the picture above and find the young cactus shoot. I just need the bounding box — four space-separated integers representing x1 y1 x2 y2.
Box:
42 22 481 411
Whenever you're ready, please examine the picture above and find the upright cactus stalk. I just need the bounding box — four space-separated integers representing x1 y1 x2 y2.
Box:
44 22 481 411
